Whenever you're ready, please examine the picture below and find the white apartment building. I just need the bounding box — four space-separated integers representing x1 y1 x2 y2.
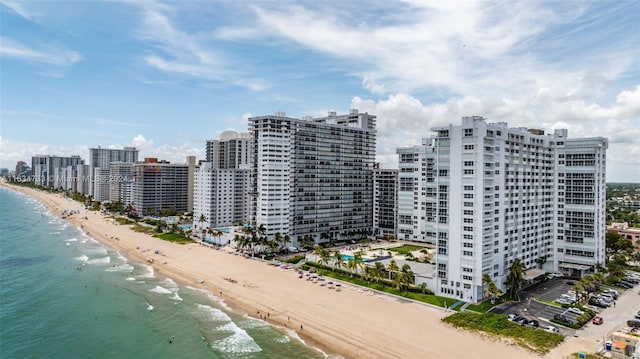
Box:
397 116 607 303
193 162 249 232
249 110 376 244
194 131 251 232
31 155 84 188
89 146 138 201
108 162 135 203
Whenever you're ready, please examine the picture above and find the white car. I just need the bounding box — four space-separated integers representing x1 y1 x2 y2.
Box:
567 307 584 315
545 325 560 333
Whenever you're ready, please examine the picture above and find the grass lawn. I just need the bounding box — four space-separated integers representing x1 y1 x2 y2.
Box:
443 312 564 354
153 233 192 244
131 224 155 234
306 262 453 308
465 300 501 313
388 245 425 255
115 217 135 225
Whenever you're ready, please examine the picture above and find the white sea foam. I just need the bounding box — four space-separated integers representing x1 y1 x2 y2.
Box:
170 292 183 301
187 286 232 311
74 255 89 263
84 247 108 256
137 265 155 279
196 304 232 322
66 238 78 242
49 231 60 235
147 303 154 311
125 277 136 281
149 286 172 295
115 252 127 263
211 322 262 353
87 256 111 265
284 328 331 358
273 335 291 344
106 264 134 273
161 278 178 289
65 243 70 246
238 319 269 330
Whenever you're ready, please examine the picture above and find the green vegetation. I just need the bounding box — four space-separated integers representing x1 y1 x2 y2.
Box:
388 245 424 255
283 256 305 264
301 261 463 308
131 224 155 234
153 233 192 244
114 217 135 225
465 300 503 313
443 312 564 354
569 352 607 359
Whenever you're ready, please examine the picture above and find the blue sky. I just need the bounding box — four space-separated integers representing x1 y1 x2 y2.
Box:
1 0 638 182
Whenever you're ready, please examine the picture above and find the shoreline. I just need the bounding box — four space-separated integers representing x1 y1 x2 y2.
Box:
3 182 554 359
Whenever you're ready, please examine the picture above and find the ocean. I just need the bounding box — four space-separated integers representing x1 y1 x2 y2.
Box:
0 187 325 359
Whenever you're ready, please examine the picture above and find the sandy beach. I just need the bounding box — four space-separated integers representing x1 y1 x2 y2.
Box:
4 182 587 359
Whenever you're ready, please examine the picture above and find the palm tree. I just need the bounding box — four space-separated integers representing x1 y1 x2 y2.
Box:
333 250 344 271
300 235 313 249
506 258 525 298
387 259 399 281
487 282 503 303
482 274 492 300
418 282 428 294
198 213 207 230
398 264 414 291
273 232 284 252
353 251 364 275
346 258 357 277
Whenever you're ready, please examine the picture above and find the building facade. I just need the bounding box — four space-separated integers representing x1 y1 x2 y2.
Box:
31 155 84 188
89 146 139 201
108 162 135 203
193 162 249 231
249 110 376 245
373 166 398 239
396 116 607 303
132 158 190 216
194 131 250 232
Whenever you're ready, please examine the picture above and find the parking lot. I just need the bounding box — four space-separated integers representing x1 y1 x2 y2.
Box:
492 277 582 335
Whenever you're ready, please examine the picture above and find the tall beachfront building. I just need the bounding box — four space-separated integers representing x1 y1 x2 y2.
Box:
194 131 251 232
132 157 191 216
249 110 376 245
31 155 84 188
89 146 139 201
396 116 607 303
373 165 398 239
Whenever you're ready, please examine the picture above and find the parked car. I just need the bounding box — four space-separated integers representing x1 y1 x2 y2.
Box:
527 319 539 328
567 307 584 315
635 311 640 320
507 313 518 321
592 316 603 325
616 281 633 289
517 317 529 326
554 314 570 322
545 325 560 333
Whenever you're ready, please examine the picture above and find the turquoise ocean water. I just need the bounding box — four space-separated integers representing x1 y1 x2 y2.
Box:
0 187 324 359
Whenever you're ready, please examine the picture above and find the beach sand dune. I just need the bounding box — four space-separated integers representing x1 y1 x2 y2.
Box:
5 183 580 359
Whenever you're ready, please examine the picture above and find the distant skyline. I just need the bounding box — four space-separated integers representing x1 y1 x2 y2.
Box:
1 1 638 182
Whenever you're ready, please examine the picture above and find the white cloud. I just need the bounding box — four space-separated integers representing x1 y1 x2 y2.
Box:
0 0 35 20
352 85 640 181
133 3 266 90
131 134 153 150
0 36 81 66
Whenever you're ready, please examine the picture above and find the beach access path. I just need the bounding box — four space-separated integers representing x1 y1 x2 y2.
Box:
3 182 592 359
